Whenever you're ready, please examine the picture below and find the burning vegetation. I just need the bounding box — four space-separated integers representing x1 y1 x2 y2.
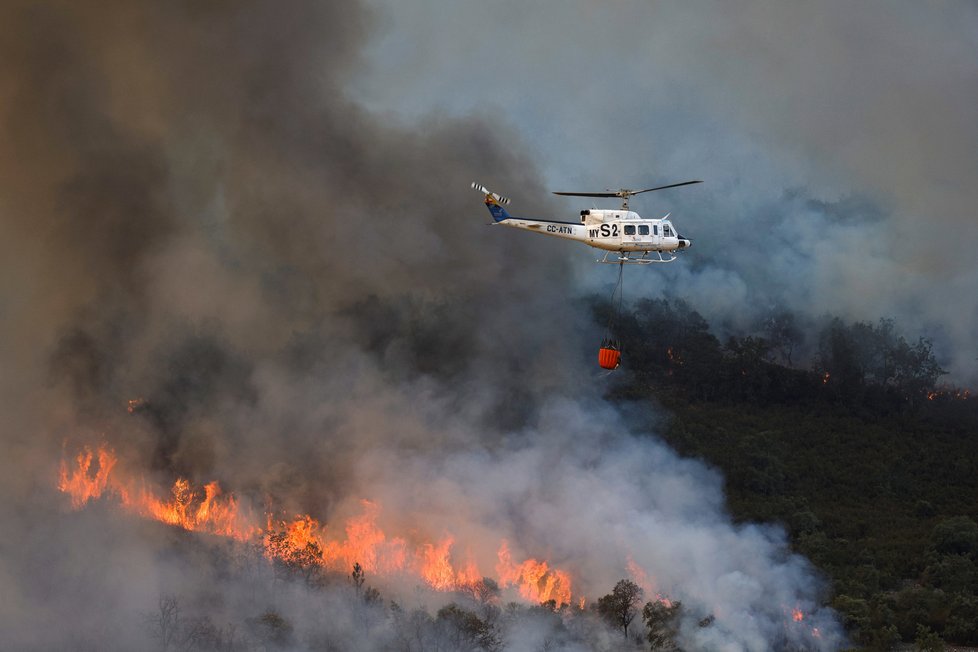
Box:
55 437 835 649
59 443 574 606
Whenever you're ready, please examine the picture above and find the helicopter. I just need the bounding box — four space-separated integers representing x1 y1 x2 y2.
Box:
471 180 702 264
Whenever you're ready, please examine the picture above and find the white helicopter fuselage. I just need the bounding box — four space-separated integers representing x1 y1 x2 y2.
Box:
497 208 690 254
474 180 698 264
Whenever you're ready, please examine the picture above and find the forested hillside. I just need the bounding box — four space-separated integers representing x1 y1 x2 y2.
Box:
602 298 978 650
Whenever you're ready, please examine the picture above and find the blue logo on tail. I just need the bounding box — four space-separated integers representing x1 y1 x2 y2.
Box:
485 199 511 222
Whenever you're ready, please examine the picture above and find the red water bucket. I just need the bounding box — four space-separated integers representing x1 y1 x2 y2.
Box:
598 347 621 370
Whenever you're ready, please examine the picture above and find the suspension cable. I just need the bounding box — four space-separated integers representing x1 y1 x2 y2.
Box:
606 261 625 343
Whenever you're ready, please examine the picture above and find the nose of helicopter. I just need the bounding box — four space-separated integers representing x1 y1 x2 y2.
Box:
678 237 692 249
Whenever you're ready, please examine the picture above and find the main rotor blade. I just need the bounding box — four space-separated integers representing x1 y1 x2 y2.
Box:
552 180 703 199
552 191 620 198
631 180 703 195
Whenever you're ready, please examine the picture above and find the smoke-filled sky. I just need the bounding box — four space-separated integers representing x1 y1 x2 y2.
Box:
353 0 978 382
1 1 973 650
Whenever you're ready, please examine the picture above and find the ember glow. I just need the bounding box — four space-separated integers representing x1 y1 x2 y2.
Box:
926 386 972 401
59 444 578 604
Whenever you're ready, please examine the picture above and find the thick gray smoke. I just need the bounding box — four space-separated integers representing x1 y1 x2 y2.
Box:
0 1 842 649
354 0 978 383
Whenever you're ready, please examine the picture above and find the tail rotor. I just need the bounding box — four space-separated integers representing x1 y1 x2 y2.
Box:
471 182 511 205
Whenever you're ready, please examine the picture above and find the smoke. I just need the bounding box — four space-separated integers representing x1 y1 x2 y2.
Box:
353 0 978 383
0 1 843 649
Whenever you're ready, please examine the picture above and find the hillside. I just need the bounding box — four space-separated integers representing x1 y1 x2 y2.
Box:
604 298 978 650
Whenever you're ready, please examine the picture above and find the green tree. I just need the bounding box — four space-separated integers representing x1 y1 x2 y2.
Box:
866 624 900 651
914 624 945 651
596 579 644 638
816 318 864 398
759 308 802 367
245 611 294 650
945 594 978 645
931 516 978 557
922 554 976 594
435 604 500 651
891 336 944 400
643 599 682 650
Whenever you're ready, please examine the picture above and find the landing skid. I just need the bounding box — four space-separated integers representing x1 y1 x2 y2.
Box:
597 250 676 264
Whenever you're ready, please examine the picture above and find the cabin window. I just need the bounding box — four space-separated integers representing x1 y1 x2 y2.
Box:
653 225 659 236
664 224 672 237
624 225 636 235
639 225 650 236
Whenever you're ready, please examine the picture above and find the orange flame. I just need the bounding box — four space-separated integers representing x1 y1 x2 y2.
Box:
627 556 654 595
496 540 572 606
59 445 255 540
792 608 804 622
417 537 481 590
627 556 672 606
59 444 581 604
926 387 972 401
58 446 117 508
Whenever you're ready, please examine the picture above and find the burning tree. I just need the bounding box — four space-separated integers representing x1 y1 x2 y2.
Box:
264 527 325 587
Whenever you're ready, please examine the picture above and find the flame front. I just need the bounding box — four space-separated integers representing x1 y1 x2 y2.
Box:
59 445 255 540
58 446 117 508
59 444 577 603
496 540 572 605
144 479 247 538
